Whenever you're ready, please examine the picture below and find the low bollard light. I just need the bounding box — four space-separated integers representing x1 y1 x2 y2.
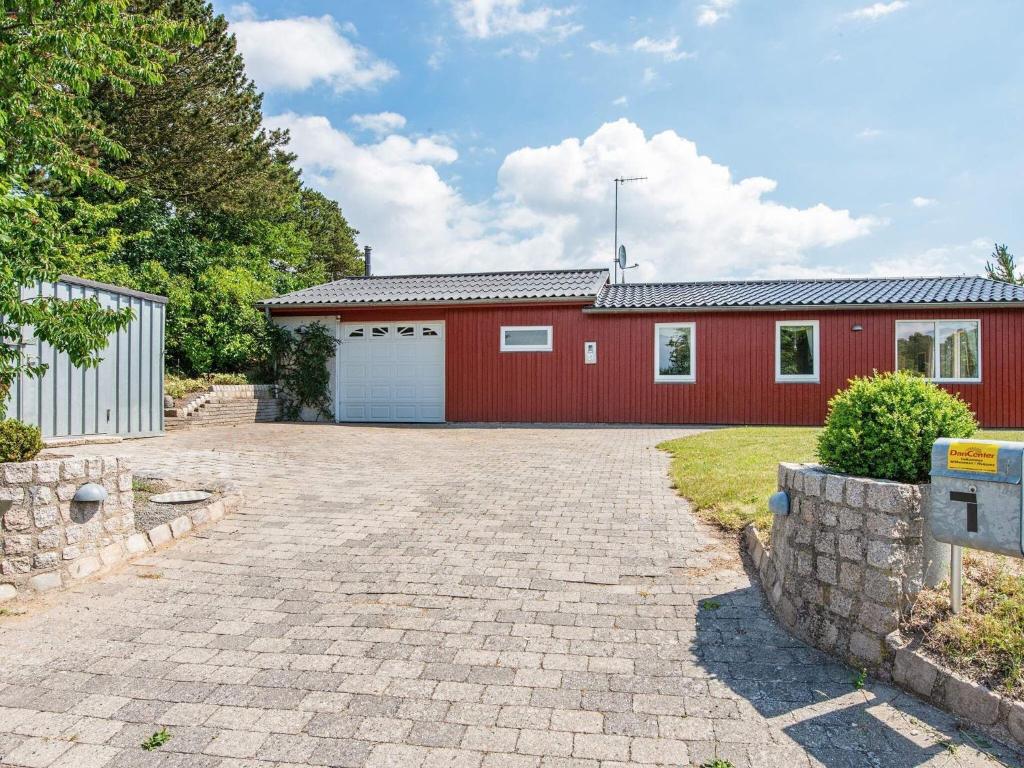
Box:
769 490 790 516
73 483 108 503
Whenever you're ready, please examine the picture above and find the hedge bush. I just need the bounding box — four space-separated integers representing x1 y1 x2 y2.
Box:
165 372 252 400
817 371 977 483
0 419 44 463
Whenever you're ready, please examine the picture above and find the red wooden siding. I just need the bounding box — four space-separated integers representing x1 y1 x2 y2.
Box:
271 304 1024 427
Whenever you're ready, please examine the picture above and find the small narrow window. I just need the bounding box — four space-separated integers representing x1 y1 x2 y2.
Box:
397 326 415 337
654 323 695 382
371 326 390 337
347 327 365 338
896 320 980 381
776 321 819 383
421 325 440 337
500 326 553 352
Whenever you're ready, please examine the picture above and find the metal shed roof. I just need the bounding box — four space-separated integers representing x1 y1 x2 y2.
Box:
589 275 1024 311
260 268 610 307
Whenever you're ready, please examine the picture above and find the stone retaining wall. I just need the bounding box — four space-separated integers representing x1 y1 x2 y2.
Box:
165 384 281 430
1 457 241 602
746 461 1024 750
1 456 133 599
755 462 929 671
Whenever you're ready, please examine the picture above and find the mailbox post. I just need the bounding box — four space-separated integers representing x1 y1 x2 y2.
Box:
929 438 1024 613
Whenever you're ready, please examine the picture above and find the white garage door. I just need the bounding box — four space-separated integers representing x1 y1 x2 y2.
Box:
337 321 445 422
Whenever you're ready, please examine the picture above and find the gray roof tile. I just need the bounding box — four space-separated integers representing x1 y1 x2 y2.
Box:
260 268 610 306
591 276 1024 310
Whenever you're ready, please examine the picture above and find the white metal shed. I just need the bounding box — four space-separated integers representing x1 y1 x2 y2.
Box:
4 276 166 439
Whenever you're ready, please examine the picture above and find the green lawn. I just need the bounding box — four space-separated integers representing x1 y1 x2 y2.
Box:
658 427 1024 534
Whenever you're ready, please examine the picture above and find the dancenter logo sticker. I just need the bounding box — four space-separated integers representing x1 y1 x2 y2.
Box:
947 442 999 473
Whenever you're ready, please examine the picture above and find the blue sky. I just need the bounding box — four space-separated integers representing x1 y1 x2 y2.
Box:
220 0 1023 281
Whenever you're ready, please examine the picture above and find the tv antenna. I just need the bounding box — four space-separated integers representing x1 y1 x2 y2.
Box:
613 176 646 283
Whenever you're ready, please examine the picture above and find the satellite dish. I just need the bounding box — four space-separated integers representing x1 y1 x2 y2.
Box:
617 245 627 270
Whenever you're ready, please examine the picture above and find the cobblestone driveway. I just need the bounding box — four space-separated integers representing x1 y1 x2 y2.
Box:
0 424 1019 768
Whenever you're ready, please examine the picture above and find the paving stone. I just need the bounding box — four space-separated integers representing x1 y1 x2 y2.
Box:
0 424 1014 768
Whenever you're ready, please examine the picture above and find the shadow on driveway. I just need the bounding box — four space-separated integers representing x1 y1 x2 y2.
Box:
694 576 1023 767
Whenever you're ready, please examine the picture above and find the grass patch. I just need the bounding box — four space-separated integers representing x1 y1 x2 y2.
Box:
132 478 158 494
658 427 818 532
165 372 252 400
908 551 1024 698
659 427 1024 534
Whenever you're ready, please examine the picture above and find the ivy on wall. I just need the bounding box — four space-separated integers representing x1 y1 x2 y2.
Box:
270 322 338 422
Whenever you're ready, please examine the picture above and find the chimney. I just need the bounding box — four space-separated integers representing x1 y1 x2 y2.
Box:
363 245 372 277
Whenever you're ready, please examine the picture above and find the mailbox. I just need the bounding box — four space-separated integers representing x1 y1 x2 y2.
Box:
929 438 1024 558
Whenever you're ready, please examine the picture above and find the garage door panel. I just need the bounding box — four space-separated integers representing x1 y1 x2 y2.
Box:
346 383 370 399
342 404 367 420
339 322 444 423
345 345 370 360
345 364 370 380
422 383 444 400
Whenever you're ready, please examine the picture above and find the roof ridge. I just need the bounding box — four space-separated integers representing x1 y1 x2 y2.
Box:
604 274 989 289
320 267 609 283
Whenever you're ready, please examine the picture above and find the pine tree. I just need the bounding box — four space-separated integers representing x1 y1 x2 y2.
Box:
985 243 1023 286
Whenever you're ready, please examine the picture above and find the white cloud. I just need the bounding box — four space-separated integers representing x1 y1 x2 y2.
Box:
754 238 991 279
273 115 876 280
911 196 937 208
642 67 658 85
612 95 628 106
451 0 580 40
350 112 408 136
842 1 908 22
229 12 396 92
859 239 990 277
857 128 884 139
632 36 695 62
499 44 541 60
696 0 736 27
588 40 619 55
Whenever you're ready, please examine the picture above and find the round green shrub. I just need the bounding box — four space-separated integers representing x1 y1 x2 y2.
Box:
0 419 44 463
817 370 977 483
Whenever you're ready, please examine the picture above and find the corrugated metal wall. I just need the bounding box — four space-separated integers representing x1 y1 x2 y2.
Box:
5 276 166 438
271 302 1024 428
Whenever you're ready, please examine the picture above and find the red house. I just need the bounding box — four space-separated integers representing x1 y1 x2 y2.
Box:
261 268 1024 428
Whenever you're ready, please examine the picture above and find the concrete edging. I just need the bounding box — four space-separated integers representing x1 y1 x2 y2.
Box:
125 480 243 559
744 522 1024 750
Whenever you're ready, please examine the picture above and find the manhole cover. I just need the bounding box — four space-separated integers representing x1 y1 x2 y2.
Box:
150 490 211 504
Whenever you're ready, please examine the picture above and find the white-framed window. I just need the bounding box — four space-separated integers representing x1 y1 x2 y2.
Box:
775 320 820 383
500 326 553 352
654 323 696 382
896 320 981 382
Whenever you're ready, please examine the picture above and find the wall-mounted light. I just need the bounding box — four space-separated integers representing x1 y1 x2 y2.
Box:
852 324 864 332
73 483 108 503
769 491 790 516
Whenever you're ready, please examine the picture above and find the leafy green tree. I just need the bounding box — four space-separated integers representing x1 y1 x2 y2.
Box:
78 0 363 375
985 243 1023 286
297 188 363 280
92 0 296 218
0 0 194 413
